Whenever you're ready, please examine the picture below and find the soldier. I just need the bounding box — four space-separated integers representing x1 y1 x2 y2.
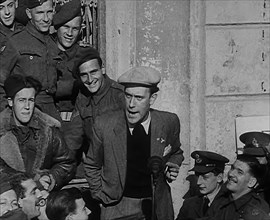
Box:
240 131 270 206
52 0 82 144
0 74 76 192
208 154 270 220
0 0 24 110
66 47 125 159
176 151 229 220
0 0 60 120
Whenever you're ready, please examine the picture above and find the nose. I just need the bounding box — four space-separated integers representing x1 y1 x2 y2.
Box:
36 189 43 200
43 13 49 22
24 101 30 109
66 28 72 36
197 175 203 185
129 96 136 108
4 6 11 15
85 73 94 83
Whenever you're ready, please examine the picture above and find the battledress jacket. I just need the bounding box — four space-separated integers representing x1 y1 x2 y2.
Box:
0 108 76 189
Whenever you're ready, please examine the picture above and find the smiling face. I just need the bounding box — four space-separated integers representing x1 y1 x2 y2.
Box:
0 189 18 217
26 0 53 33
0 0 17 28
8 88 35 126
79 59 105 94
19 179 42 218
56 16 82 51
196 172 223 196
124 87 157 127
227 159 257 200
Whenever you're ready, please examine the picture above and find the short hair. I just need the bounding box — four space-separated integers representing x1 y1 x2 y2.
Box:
236 154 264 182
46 187 83 220
9 173 32 199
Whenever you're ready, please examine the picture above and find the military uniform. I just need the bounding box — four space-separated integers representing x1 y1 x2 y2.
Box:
176 151 229 220
210 191 270 220
0 22 60 120
240 131 270 206
65 75 125 153
0 22 24 111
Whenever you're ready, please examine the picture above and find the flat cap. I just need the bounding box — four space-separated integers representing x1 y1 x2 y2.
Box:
118 66 161 88
0 173 12 195
4 74 42 98
72 46 102 77
27 0 47 9
53 0 81 29
190 151 229 174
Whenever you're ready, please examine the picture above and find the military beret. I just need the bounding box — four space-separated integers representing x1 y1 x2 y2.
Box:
4 74 42 98
240 131 270 148
190 151 229 174
53 0 81 29
72 46 102 77
118 66 161 88
27 0 47 9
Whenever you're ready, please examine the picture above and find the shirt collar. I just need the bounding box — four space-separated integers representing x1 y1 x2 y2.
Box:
130 112 151 135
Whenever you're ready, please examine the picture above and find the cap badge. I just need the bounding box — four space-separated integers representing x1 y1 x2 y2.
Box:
252 138 259 147
195 154 202 164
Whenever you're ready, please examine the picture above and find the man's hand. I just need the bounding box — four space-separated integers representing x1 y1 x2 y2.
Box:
165 162 180 182
39 174 56 191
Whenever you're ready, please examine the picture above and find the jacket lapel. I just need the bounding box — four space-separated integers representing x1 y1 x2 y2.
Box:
150 110 165 157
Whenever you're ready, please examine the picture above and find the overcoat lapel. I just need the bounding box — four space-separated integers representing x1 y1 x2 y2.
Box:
113 114 127 187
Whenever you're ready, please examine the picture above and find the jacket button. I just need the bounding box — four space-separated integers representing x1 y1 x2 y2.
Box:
30 56 33 60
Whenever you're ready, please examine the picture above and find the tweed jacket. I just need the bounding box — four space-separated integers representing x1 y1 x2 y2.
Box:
0 108 76 189
84 109 184 220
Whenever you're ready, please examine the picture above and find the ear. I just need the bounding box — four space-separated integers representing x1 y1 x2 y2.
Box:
149 93 157 106
7 98 13 108
216 173 224 184
101 67 106 75
15 0 18 8
247 176 257 188
26 8 32 20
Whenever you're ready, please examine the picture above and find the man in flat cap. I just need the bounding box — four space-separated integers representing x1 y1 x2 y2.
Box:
177 151 229 220
0 0 61 121
0 74 76 192
84 66 184 220
240 131 270 206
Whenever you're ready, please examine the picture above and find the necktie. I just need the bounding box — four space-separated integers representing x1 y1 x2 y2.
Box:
202 196 210 215
132 123 146 137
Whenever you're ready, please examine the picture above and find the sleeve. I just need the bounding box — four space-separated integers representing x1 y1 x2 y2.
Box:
49 128 76 188
0 39 18 87
83 120 104 202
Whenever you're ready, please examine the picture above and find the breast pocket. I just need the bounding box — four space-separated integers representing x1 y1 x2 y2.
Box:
18 49 43 75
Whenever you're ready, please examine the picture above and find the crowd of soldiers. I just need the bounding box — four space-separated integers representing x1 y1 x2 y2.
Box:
0 0 270 219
